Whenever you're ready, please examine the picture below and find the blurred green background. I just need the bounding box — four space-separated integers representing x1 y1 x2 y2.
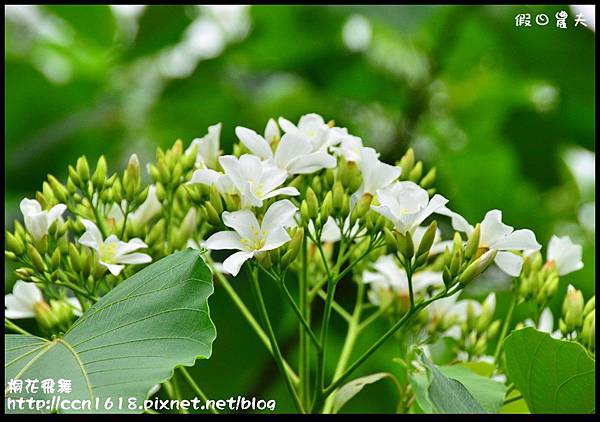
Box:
4 5 595 413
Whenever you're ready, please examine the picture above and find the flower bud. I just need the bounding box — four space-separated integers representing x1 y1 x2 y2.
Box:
458 250 497 286
351 194 372 226
76 156 90 181
420 167 436 189
384 227 397 253
42 182 56 205
311 176 323 195
463 224 480 261
581 310 595 349
146 219 165 245
562 285 584 331
92 155 108 189
209 186 223 215
282 228 304 269
68 243 82 272
399 148 414 178
395 230 414 262
184 144 198 169
474 335 487 356
583 296 595 317
449 246 463 277
15 267 34 280
6 231 25 255
320 191 333 222
171 162 183 185
68 165 81 186
204 202 221 226
27 244 45 272
47 175 68 203
5 251 16 260
332 182 344 213
34 301 59 331
51 248 61 268
305 187 319 220
442 266 453 287
155 183 166 202
408 161 423 182
300 201 311 226
416 220 437 259
477 294 496 332
157 161 170 185
486 320 501 339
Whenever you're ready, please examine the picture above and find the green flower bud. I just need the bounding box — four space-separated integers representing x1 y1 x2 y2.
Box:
76 156 90 181
92 155 108 189
351 194 372 226
256 251 273 269
112 178 123 203
27 244 45 272
204 202 221 226
340 160 362 192
157 160 170 185
282 228 304 269
442 266 453 287
34 301 59 331
288 175 304 190
320 191 333 222
147 220 165 245
399 148 414 178
384 227 397 253
486 320 501 339
464 223 480 261
42 182 56 205
68 165 81 186
149 164 160 182
559 318 569 336
50 299 75 327
47 175 68 203
583 296 595 317
408 161 423 182
449 246 463 277
5 251 16 260
14 220 26 239
581 310 595 349
15 267 34 280
184 144 198 169
323 168 335 190
474 335 487 356
420 167 436 189
395 230 414 262
477 295 495 332
209 186 223 215
51 248 61 268
340 194 350 219
466 303 477 331
311 176 323 195
530 251 543 272
155 183 166 202
562 285 584 331
458 250 497 286
300 201 311 226
6 231 25 255
68 243 82 272
306 187 319 220
416 220 437 259
332 182 344 213
171 162 183 184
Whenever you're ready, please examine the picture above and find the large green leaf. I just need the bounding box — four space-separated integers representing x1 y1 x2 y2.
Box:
332 372 399 414
439 365 505 413
420 354 487 414
504 327 595 414
5 249 216 414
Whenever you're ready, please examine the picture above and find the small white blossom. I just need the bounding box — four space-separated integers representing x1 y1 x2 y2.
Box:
439 207 541 277
5 280 43 319
354 147 401 200
278 113 333 151
524 307 561 339
371 181 448 234
546 235 583 276
20 198 66 241
186 122 222 169
108 185 162 226
78 219 152 276
204 199 298 276
331 133 364 162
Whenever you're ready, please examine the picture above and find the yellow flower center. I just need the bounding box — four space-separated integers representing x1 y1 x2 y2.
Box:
240 229 268 251
100 243 117 263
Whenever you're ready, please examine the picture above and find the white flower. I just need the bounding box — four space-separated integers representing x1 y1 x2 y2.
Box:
186 122 222 169
188 167 238 196
20 198 67 241
439 207 541 277
204 200 298 276
264 118 280 145
331 133 364 162
219 154 299 207
524 307 561 339
363 255 443 306
546 235 583 276
108 185 162 227
354 147 401 199
278 113 334 151
371 181 448 234
78 219 152 275
235 125 336 176
5 280 43 319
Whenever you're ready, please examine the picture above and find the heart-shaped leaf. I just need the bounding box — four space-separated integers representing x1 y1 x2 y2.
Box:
5 249 216 414
504 327 595 414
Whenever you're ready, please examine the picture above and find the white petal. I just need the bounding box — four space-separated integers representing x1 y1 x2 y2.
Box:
287 152 337 174
222 251 254 276
358 147 400 195
538 307 554 333
480 210 513 248
222 209 261 241
20 198 42 216
12 280 43 305
79 219 104 250
278 116 297 134
436 206 474 235
129 185 162 226
113 237 148 256
189 168 221 186
274 133 312 169
262 186 300 200
99 261 125 276
261 199 298 233
204 231 244 251
47 203 67 226
264 118 280 144
261 228 291 251
494 229 540 252
235 126 273 159
116 252 153 265
494 251 524 277
410 194 449 229
547 235 583 276
195 122 222 168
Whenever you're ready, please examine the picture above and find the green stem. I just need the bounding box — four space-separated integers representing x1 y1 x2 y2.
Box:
170 371 189 414
494 287 519 363
503 394 523 406
249 266 305 413
299 233 311 408
205 256 299 384
179 367 219 414
322 281 365 413
316 289 352 322
5 318 35 336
